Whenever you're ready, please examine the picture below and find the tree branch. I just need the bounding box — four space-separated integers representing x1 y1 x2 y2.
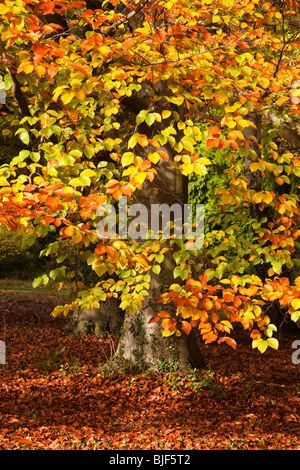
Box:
9 70 30 117
268 110 300 148
103 0 154 37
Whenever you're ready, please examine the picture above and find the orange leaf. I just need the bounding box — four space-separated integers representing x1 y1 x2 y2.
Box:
122 38 135 51
156 28 167 42
121 185 132 197
229 140 239 150
158 151 169 160
211 311 219 323
95 244 106 255
208 126 221 135
60 225 74 238
23 184 37 192
105 179 120 192
162 318 176 329
148 316 160 324
251 329 262 340
218 336 237 349
157 310 170 318
275 177 284 185
181 320 192 335
105 246 116 257
206 138 219 149
19 438 34 446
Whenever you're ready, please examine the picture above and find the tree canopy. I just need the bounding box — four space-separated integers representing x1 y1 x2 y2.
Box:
0 0 300 361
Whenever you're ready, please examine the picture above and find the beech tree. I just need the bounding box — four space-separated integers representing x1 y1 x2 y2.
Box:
0 0 300 372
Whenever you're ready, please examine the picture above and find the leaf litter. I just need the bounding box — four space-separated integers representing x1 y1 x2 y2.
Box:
0 290 300 450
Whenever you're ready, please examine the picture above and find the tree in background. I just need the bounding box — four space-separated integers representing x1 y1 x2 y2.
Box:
0 0 300 372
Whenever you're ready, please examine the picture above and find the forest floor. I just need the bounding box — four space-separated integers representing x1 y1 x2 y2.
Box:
0 282 300 451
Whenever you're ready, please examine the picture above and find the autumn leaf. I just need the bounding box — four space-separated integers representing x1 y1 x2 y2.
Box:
181 320 192 335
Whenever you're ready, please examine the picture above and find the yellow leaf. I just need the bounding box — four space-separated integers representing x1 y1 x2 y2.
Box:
162 329 174 337
267 337 279 350
137 135 148 147
193 162 207 175
134 172 147 184
0 4 10 14
162 110 171 119
36 65 46 77
181 163 194 175
258 77 270 89
212 15 221 23
239 119 256 129
61 90 75 104
291 299 300 310
148 152 160 164
226 119 237 129
21 63 34 74
75 88 86 100
197 157 212 165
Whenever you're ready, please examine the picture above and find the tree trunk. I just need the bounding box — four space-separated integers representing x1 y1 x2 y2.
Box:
103 146 206 373
66 296 124 338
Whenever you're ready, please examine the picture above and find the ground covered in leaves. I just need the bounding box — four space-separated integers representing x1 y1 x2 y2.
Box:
0 284 300 450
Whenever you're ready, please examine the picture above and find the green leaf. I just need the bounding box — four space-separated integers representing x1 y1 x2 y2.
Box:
79 175 91 186
227 67 240 78
173 266 182 278
136 110 148 125
152 265 161 274
241 66 252 76
181 136 196 153
32 276 42 288
128 303 138 315
94 262 107 277
16 128 29 145
84 147 94 159
145 113 155 126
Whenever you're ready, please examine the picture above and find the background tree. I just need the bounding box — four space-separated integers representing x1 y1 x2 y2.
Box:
0 0 300 371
